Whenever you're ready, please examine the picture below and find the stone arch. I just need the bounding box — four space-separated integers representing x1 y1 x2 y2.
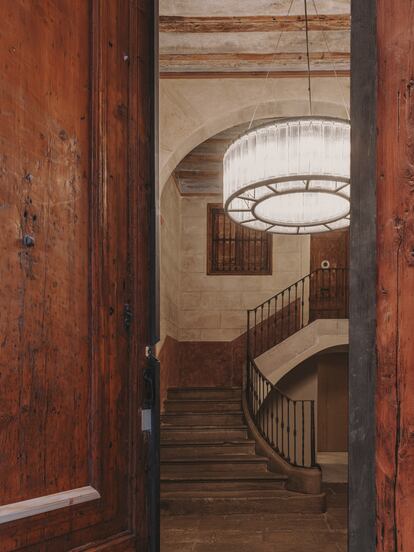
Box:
159 77 350 192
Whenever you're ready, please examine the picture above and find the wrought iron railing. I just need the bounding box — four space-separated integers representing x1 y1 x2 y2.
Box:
246 268 349 468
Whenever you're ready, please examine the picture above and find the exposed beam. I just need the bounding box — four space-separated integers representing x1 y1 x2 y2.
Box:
160 52 350 68
159 14 350 33
160 69 350 79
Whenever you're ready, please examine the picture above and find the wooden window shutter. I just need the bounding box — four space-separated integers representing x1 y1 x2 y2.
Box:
207 204 272 275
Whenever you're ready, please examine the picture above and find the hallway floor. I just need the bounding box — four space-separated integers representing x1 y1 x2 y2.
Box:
161 484 347 552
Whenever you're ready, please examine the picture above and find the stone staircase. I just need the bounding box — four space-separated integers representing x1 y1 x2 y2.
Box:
160 386 326 515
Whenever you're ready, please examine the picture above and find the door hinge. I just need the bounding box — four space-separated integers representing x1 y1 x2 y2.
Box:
123 303 133 330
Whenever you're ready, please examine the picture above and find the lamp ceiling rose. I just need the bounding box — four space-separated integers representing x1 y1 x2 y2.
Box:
223 117 351 235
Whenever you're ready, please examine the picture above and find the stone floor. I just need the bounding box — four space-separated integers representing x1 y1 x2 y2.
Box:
161 483 347 552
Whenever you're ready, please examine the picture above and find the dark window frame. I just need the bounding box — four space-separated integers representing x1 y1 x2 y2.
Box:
206 203 273 276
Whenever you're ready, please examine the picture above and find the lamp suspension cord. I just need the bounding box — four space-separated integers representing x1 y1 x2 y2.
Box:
304 0 313 115
248 0 295 129
310 0 350 119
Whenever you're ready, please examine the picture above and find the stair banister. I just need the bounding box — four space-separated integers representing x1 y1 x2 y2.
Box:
245 267 349 469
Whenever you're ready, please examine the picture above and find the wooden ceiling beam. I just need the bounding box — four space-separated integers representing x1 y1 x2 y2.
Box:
159 14 350 33
160 51 350 67
160 69 350 79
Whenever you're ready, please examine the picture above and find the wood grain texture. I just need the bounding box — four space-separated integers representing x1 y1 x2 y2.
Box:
159 52 350 72
160 69 351 79
0 0 155 549
310 231 349 321
159 14 351 33
160 52 349 64
376 2 414 550
310 230 349 272
0 487 100 524
0 0 90 508
207 204 272 276
317 354 348 452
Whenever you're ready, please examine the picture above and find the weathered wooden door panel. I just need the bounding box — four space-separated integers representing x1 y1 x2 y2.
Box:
310 229 349 272
309 230 349 320
1 0 91 510
317 353 348 452
0 1 154 550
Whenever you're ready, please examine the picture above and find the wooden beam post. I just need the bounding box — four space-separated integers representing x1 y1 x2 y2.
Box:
349 0 376 551
376 2 414 550
352 0 414 550
159 14 351 33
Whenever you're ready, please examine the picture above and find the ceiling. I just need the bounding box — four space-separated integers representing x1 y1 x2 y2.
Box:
159 0 350 77
162 0 351 195
174 121 272 195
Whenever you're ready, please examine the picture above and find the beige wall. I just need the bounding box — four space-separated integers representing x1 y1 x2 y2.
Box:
278 357 318 402
278 350 349 452
160 79 350 191
160 183 311 343
159 177 181 347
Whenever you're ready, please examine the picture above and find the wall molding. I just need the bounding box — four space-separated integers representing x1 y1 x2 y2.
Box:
0 487 100 525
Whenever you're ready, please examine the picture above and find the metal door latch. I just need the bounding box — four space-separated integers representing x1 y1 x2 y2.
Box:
141 408 152 432
142 346 159 433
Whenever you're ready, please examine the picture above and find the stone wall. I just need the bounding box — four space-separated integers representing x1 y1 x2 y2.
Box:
178 194 310 341
159 176 181 347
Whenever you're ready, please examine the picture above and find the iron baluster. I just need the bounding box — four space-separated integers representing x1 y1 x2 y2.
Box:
293 401 297 466
302 401 305 466
310 401 316 467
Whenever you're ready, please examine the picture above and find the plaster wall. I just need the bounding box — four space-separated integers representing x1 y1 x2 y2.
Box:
256 319 349 383
178 194 310 341
160 78 350 191
159 176 181 347
278 357 319 402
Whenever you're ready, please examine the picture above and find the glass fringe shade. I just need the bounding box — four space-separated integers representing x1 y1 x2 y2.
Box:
223 117 351 234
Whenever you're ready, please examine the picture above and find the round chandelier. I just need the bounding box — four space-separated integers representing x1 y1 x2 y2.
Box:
223 117 350 235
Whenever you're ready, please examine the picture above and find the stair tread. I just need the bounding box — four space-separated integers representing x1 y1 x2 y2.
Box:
161 471 287 482
161 440 255 447
166 398 241 403
162 489 322 499
161 455 267 464
161 425 248 430
169 387 241 391
162 412 242 416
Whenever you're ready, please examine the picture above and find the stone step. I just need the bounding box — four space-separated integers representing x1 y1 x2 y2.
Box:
164 398 242 413
160 426 249 442
161 455 269 476
161 471 288 493
161 489 326 515
167 387 242 401
161 412 245 427
160 440 256 460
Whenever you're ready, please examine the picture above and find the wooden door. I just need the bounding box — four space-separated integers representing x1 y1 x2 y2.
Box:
317 353 348 452
0 2 155 550
309 230 349 321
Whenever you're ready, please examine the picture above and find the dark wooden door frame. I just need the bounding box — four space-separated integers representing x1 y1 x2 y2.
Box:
349 1 376 550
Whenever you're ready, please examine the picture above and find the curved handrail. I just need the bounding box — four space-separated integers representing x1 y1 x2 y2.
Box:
245 267 349 469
